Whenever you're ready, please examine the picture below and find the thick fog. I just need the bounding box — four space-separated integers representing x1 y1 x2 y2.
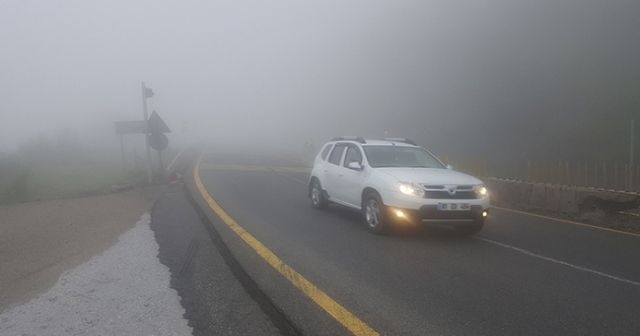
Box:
2 0 639 161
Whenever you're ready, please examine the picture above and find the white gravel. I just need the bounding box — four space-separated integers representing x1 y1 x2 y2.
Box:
0 213 192 336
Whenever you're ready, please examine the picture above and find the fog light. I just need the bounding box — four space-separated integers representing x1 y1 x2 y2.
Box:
394 209 407 219
482 211 488 217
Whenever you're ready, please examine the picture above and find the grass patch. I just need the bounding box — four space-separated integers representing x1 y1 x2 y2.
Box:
1 159 146 204
0 162 30 203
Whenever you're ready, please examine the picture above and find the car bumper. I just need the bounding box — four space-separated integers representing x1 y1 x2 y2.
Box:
381 190 490 226
387 205 488 226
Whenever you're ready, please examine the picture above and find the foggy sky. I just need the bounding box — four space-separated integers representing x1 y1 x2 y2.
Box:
2 0 639 161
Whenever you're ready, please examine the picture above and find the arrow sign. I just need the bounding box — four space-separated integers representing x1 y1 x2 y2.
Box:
148 111 171 134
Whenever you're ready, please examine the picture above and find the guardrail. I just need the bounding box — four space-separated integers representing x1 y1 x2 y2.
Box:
448 159 640 193
485 177 640 214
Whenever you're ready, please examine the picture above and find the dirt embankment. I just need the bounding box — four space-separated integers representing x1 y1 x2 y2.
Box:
487 178 640 234
0 191 152 310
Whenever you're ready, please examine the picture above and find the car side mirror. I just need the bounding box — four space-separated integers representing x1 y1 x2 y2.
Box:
347 161 363 170
446 164 454 170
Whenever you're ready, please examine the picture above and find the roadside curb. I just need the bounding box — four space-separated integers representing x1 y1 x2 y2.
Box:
181 153 303 336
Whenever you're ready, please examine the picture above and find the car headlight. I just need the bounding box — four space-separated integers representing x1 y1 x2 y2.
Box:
398 182 425 198
474 184 488 197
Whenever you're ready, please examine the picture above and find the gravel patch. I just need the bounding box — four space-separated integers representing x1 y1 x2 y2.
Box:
0 213 192 336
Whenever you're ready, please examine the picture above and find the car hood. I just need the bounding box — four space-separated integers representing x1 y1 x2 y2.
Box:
376 167 483 185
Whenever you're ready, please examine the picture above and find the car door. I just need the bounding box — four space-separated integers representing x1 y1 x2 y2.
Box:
324 143 348 201
338 144 366 207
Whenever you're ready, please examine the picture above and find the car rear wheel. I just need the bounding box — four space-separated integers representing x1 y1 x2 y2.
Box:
310 180 328 209
362 192 388 234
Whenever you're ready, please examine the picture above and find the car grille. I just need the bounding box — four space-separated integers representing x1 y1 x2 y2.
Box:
423 185 478 199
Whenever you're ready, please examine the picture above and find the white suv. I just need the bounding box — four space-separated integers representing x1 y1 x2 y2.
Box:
308 137 490 234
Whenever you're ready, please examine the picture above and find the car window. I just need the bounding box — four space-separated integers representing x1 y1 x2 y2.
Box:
320 144 333 160
328 144 347 165
343 145 363 167
363 146 445 168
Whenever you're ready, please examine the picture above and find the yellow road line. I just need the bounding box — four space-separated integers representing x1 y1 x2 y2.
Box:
199 163 272 172
193 154 379 336
492 206 640 238
200 163 310 173
274 166 311 173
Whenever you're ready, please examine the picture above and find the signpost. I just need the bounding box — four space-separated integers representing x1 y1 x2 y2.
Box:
114 120 147 134
148 112 170 180
115 85 171 184
115 120 147 172
148 133 169 151
141 82 154 184
147 111 171 134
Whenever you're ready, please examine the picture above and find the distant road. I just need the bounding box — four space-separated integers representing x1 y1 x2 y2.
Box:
189 151 640 336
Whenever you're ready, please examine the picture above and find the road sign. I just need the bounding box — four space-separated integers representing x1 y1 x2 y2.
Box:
148 133 169 151
114 120 146 134
148 111 170 134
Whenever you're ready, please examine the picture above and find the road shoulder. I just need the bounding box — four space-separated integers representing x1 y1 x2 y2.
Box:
149 185 280 336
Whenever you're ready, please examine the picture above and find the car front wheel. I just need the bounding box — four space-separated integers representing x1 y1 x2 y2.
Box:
310 179 328 209
362 192 388 234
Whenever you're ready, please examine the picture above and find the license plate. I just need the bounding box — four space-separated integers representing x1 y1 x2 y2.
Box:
437 203 470 211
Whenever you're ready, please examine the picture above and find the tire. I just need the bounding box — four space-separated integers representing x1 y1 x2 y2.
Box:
362 192 388 234
309 179 328 209
455 221 484 236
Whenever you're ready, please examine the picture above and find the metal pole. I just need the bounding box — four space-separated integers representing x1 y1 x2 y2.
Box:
142 82 152 184
602 161 607 188
630 118 635 188
584 162 588 186
133 147 137 169
157 149 165 181
483 159 487 177
625 164 630 190
120 134 126 173
613 162 617 189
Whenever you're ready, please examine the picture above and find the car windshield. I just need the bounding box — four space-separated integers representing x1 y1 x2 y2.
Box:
363 146 445 168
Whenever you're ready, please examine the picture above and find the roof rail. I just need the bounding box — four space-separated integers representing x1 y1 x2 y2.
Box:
383 137 417 146
331 136 366 144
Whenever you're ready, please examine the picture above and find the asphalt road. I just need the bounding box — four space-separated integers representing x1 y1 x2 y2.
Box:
190 152 640 336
